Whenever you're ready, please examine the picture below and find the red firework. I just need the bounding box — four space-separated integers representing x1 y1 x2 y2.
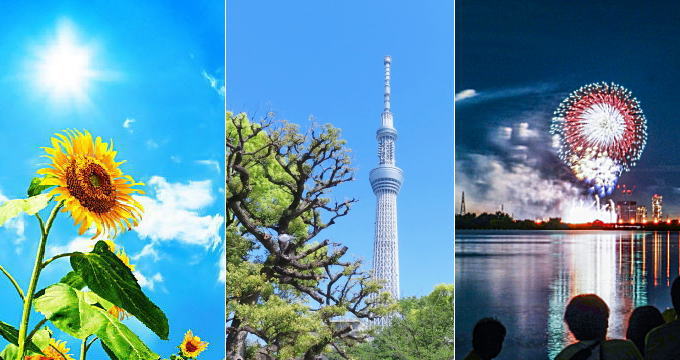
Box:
552 82 647 171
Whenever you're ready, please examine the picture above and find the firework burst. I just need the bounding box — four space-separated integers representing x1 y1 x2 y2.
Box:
551 82 647 196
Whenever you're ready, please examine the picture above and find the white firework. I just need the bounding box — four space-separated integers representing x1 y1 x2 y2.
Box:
579 103 626 147
563 197 617 224
572 155 621 196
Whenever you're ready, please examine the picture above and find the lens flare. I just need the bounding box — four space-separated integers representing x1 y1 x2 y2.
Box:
31 21 102 105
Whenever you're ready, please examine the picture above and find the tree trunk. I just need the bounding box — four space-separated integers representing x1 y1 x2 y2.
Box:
226 317 247 360
303 342 328 360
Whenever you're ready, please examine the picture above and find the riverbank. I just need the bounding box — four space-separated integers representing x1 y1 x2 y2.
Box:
456 213 680 231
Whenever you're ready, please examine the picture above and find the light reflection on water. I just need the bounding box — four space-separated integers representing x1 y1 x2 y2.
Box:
455 231 678 360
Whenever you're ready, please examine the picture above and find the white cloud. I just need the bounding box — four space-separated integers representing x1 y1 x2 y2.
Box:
131 243 160 262
457 120 585 220
456 153 582 219
46 231 106 257
132 176 223 260
146 140 159 149
196 159 221 173
134 271 164 291
146 176 214 210
123 118 136 132
455 83 557 106
170 155 182 163
0 190 26 247
202 70 225 98
454 89 478 102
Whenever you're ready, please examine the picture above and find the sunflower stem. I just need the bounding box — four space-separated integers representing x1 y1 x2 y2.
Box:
85 336 98 352
0 264 24 300
41 252 80 269
26 317 48 344
16 202 63 360
80 336 88 360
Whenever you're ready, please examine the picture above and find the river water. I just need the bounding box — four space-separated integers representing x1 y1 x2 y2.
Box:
455 230 679 359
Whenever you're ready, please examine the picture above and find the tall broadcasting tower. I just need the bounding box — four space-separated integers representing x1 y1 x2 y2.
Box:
370 56 403 325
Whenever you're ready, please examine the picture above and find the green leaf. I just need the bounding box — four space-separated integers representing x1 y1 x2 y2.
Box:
27 177 53 197
97 318 158 360
34 284 158 360
0 344 17 360
60 271 86 290
33 284 105 339
0 321 44 354
70 241 169 339
27 327 51 352
101 341 120 360
0 194 52 226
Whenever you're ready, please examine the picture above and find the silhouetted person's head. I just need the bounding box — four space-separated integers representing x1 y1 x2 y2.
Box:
564 294 609 341
626 305 664 356
672 277 680 313
472 317 506 359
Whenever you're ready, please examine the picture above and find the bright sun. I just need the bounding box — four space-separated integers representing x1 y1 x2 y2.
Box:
35 23 94 101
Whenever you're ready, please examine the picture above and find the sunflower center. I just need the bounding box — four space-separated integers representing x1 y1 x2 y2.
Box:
66 157 117 214
185 340 198 353
90 173 102 187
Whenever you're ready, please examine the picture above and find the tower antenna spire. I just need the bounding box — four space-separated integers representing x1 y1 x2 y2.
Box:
384 55 391 111
381 56 394 128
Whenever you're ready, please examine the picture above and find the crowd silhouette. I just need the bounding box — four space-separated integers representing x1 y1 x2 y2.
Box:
464 277 680 360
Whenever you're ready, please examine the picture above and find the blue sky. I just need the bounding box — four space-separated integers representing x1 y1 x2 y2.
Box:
0 1 224 359
228 1 454 297
456 1 680 219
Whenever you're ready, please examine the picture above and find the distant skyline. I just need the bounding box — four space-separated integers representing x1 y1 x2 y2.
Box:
456 2 680 220
228 0 454 297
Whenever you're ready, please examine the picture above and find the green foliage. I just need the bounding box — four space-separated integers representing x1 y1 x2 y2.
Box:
236 295 327 359
34 283 158 360
59 271 86 290
34 283 109 339
456 212 571 230
0 328 51 360
0 194 51 227
227 112 393 359
1 141 182 360
95 306 158 360
70 241 169 339
350 284 454 360
0 322 43 354
226 112 309 238
27 177 52 197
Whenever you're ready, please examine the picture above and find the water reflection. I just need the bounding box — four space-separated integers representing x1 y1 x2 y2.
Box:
455 231 678 360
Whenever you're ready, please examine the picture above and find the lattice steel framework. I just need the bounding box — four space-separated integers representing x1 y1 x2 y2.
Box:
369 56 403 326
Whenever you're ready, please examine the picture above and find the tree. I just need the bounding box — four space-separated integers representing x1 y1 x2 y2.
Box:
227 112 394 359
348 284 454 360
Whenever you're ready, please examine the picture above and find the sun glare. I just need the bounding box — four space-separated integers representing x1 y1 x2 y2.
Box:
35 23 94 102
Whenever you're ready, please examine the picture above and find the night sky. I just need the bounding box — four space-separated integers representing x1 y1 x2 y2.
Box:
455 2 680 218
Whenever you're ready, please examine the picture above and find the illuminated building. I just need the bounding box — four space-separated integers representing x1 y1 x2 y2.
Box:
615 201 637 223
636 206 647 223
652 194 663 220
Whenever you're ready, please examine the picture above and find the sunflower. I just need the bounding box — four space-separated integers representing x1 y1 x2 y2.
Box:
38 130 144 238
179 330 208 358
25 338 75 360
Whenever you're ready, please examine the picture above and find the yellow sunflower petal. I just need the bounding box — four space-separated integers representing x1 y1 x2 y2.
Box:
179 330 209 358
37 130 144 239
